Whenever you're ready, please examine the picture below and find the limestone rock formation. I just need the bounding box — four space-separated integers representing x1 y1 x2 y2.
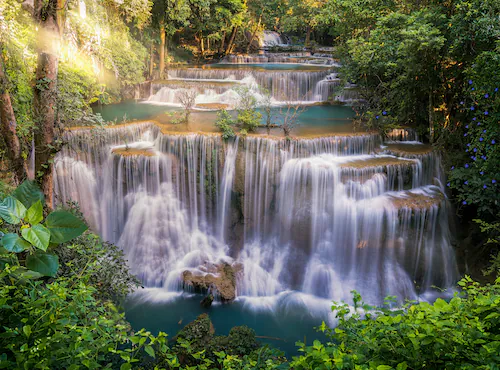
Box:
182 262 242 302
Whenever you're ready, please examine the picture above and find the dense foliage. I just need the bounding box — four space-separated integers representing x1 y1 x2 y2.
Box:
291 278 500 369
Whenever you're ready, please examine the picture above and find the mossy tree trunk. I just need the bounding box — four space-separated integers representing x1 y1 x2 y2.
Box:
0 44 26 184
33 0 61 206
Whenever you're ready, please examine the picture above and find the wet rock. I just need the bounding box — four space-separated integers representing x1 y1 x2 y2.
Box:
200 294 214 308
182 262 242 302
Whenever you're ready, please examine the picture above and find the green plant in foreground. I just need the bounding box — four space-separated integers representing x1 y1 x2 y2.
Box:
291 276 500 370
0 181 88 278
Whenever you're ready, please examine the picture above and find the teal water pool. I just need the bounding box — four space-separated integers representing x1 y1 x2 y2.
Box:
124 292 329 357
93 102 356 136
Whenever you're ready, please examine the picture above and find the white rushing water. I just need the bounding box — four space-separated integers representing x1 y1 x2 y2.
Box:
147 67 348 104
54 122 458 314
261 31 290 47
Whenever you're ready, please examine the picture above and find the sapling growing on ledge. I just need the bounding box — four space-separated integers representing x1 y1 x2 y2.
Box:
280 97 306 139
177 86 197 125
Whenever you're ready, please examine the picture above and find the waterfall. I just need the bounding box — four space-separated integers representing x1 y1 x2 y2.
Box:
54 123 458 308
262 31 289 47
218 137 239 242
165 68 331 102
221 54 337 65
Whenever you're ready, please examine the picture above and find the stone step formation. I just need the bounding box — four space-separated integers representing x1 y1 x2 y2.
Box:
55 123 457 307
54 53 457 314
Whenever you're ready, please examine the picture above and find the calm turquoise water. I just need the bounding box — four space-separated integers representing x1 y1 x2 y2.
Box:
93 101 178 123
93 102 354 129
124 293 328 356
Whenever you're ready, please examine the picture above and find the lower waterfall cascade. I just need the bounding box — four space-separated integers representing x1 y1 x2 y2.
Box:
55 122 458 319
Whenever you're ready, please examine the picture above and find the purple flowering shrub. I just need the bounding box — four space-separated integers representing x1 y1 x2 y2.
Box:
447 52 500 216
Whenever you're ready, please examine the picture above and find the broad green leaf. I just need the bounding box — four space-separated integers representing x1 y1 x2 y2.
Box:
396 363 408 370
377 366 392 370
23 325 31 338
21 225 50 251
45 211 88 244
26 251 59 277
0 196 27 224
1 233 31 252
12 180 45 208
19 269 44 280
120 364 132 370
25 200 43 225
145 345 155 358
433 298 449 310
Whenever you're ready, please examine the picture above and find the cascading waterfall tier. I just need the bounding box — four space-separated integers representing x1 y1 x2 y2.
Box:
164 68 331 102
54 123 458 310
222 54 338 65
261 31 290 47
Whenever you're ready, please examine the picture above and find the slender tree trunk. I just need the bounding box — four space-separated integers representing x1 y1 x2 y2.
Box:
0 44 26 184
149 42 154 79
305 26 312 48
159 22 165 79
200 33 205 57
33 0 60 206
164 37 169 73
219 31 226 54
56 0 65 36
246 15 262 54
225 27 238 55
428 89 434 142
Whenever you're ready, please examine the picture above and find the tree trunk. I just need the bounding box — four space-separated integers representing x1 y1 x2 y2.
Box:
246 15 262 54
159 22 165 79
164 37 169 73
149 42 154 79
305 26 312 48
225 27 238 55
33 0 60 206
200 33 205 57
0 44 26 184
56 0 65 36
428 89 434 142
219 31 226 54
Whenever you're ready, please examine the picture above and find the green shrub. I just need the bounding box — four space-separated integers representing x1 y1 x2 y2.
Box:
227 326 259 356
447 52 500 218
291 276 500 369
236 109 261 133
215 109 236 140
55 233 141 303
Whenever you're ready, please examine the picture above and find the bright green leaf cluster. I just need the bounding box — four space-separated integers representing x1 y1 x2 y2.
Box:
0 181 88 277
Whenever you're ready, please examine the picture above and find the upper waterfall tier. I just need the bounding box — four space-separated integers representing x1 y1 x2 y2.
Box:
55 124 458 306
221 54 338 65
261 31 290 47
165 67 332 102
